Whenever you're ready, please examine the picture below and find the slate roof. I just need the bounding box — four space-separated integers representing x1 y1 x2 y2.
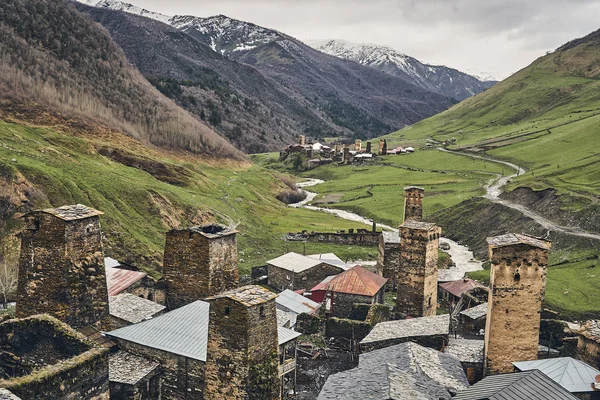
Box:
453 369 579 400
107 297 294 362
267 252 325 273
578 320 600 342
445 338 484 364
37 204 103 220
109 294 165 324
440 279 484 298
324 265 388 297
0 389 21 400
404 186 425 191
105 267 147 297
487 233 551 250
361 314 450 345
400 220 438 231
109 350 159 385
104 257 121 268
459 303 488 320
107 300 211 361
173 224 237 239
206 285 277 306
513 357 600 393
276 289 321 315
318 342 468 399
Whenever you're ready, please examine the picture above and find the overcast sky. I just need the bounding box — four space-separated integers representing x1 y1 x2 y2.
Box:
126 0 600 80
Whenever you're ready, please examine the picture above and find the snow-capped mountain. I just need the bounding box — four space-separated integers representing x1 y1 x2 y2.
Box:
307 39 496 101
78 0 171 24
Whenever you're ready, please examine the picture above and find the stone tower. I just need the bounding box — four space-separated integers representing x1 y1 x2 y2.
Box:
366 141 372 154
404 186 424 222
354 139 362 152
484 233 551 375
16 204 109 330
205 285 280 400
163 224 239 310
379 139 387 155
343 147 352 165
299 135 306 145
395 220 441 318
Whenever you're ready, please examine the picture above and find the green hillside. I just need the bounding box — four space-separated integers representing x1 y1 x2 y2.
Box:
0 119 375 277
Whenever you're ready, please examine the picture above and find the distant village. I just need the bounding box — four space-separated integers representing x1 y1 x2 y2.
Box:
279 135 415 169
0 186 599 399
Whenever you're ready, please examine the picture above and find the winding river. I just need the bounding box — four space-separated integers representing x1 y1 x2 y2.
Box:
290 178 483 281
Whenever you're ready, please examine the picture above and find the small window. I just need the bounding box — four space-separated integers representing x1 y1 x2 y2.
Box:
225 307 230 316
514 272 521 283
259 306 265 319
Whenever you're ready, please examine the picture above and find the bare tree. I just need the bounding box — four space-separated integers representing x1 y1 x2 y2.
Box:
0 260 18 309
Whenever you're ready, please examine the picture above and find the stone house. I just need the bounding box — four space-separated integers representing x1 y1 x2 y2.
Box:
106 264 163 304
458 302 488 335
108 351 160 399
445 338 485 384
107 286 300 400
576 320 600 370
267 252 345 292
108 293 165 328
439 278 485 307
360 314 451 352
309 266 387 318
0 315 109 400
377 231 401 290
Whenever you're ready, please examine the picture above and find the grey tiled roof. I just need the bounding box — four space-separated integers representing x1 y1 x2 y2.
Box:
107 300 211 361
453 369 579 400
487 233 551 250
361 314 450 345
39 204 103 220
513 357 600 393
109 351 159 385
445 339 484 364
459 303 488 320
109 294 165 324
207 285 277 306
400 220 438 231
184 224 237 238
0 389 21 400
318 342 469 400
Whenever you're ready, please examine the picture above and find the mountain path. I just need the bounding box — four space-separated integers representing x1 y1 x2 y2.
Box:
439 148 600 241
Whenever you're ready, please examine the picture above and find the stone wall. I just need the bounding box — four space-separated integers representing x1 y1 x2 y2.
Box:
377 236 401 290
484 242 549 375
288 231 380 246
163 227 239 309
268 263 342 292
114 339 205 399
0 316 109 400
205 296 280 400
17 212 109 330
332 293 375 319
395 225 441 318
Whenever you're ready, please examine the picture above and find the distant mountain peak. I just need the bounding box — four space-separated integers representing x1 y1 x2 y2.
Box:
308 39 496 101
77 0 172 23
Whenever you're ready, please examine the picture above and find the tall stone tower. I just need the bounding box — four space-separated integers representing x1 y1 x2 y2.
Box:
404 186 424 222
343 147 352 165
205 285 280 400
395 220 441 318
299 135 306 145
16 204 109 330
163 224 239 310
354 139 362 152
484 233 551 375
366 142 372 154
379 139 387 155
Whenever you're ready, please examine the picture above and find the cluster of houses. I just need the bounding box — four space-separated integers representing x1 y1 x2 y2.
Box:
1 184 600 399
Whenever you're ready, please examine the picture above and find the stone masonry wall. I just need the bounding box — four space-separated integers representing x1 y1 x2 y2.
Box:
332 293 374 319
484 243 548 375
378 236 401 290
163 230 239 310
395 226 440 318
114 339 205 399
17 213 109 330
289 231 380 246
403 188 424 222
268 263 343 292
205 298 280 400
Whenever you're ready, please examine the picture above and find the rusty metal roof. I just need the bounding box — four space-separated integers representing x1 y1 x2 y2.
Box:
439 278 484 298
33 204 104 221
105 267 147 297
325 266 388 297
487 233 551 250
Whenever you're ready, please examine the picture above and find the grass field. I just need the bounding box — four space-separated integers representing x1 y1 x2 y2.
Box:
0 121 377 276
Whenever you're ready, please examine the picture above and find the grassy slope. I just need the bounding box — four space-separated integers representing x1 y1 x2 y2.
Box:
0 120 377 277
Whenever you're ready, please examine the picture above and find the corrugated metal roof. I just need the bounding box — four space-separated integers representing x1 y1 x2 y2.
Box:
106 300 211 362
459 303 488 320
105 267 147 297
267 252 324 273
440 279 484 298
513 357 600 393
104 257 121 268
453 369 579 400
109 294 165 324
325 266 387 297
278 326 301 345
487 233 551 250
306 253 354 270
276 289 321 315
